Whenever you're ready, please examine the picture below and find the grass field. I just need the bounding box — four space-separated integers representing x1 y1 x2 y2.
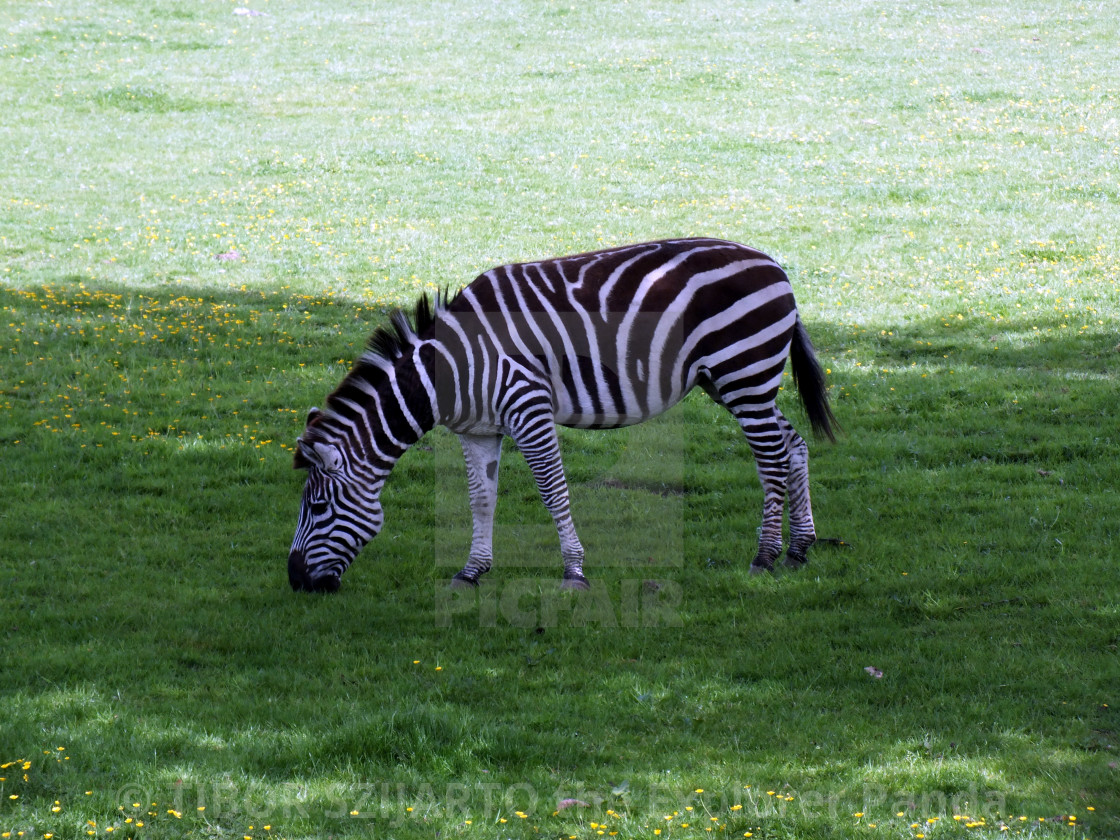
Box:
2 1 1118 838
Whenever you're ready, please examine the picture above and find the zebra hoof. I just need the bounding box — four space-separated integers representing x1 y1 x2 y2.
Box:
450 572 480 590
560 574 590 591
748 562 774 576
783 553 809 570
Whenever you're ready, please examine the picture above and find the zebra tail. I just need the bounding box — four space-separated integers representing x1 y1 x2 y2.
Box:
789 317 839 442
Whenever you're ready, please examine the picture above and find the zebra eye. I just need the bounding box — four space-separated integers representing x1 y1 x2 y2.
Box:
309 500 330 517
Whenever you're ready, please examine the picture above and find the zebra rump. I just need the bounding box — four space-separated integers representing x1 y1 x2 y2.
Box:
288 238 836 593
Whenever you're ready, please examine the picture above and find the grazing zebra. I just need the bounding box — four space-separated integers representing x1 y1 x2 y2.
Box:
288 238 836 593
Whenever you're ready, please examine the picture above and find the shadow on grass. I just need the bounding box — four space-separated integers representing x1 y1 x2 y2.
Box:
1 277 1117 837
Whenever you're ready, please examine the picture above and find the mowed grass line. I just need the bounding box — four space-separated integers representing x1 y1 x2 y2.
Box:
2 0 1118 838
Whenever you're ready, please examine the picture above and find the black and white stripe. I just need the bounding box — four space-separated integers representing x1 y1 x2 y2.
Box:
288 238 836 592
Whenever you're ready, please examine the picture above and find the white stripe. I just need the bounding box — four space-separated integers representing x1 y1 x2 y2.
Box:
598 246 657 319
521 271 595 418
615 244 732 415
388 369 424 439
647 259 784 407
413 344 440 423
427 340 462 423
696 310 797 375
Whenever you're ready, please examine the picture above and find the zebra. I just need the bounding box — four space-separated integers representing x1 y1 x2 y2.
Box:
288 237 836 593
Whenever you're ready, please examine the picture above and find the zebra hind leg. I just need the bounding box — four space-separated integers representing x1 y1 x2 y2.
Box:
700 371 792 575
777 411 816 570
733 408 791 575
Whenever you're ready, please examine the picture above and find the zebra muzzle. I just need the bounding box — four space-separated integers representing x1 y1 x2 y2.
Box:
288 551 341 593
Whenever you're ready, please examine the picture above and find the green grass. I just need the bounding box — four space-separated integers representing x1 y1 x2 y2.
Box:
2 1 1118 838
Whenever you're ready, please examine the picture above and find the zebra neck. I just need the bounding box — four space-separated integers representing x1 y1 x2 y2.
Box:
325 350 438 466
414 338 474 430
372 353 437 456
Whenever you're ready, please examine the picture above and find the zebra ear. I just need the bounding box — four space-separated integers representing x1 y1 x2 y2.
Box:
297 440 343 473
293 439 341 472
293 437 314 470
305 406 323 426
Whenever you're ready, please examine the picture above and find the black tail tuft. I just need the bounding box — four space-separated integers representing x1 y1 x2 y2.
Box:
789 318 839 442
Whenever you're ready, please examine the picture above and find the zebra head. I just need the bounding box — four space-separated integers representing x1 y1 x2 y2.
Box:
288 408 384 592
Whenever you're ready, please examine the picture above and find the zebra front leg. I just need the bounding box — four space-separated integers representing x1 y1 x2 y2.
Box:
778 412 816 570
451 433 504 589
511 420 589 590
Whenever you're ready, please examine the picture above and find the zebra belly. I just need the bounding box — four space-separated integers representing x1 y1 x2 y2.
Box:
557 415 652 430
443 419 509 436
552 387 688 430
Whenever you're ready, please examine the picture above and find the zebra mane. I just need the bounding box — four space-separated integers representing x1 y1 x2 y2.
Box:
362 289 455 365
308 292 453 445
